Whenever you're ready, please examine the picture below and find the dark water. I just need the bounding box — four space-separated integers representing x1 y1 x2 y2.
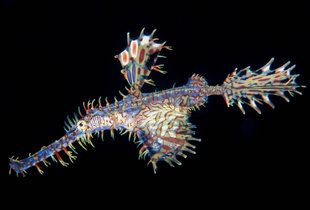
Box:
4 0 308 207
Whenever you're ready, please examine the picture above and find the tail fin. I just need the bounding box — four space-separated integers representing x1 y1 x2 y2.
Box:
220 58 305 114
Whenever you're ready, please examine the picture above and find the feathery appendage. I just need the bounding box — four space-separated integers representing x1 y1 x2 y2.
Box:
219 58 305 114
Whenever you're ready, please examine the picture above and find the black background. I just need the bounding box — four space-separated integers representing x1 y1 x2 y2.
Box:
4 0 309 208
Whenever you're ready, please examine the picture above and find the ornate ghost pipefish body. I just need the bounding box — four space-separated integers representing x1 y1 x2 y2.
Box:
9 28 305 176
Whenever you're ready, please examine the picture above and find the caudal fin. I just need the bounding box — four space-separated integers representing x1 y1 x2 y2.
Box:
221 58 305 114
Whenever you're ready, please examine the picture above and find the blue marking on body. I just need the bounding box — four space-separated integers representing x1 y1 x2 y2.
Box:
132 63 136 83
127 68 132 85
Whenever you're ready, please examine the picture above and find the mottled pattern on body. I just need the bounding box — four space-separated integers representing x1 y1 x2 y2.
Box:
9 29 304 176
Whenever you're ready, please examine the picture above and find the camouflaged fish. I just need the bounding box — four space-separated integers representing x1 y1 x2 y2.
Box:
9 28 305 176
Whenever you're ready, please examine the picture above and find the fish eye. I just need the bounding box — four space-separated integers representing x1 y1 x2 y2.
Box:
77 120 87 131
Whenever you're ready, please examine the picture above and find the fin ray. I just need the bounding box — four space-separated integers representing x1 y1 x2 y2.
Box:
135 101 199 173
220 58 305 114
115 29 171 91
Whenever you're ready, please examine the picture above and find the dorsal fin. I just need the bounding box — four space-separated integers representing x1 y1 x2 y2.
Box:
115 28 172 91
